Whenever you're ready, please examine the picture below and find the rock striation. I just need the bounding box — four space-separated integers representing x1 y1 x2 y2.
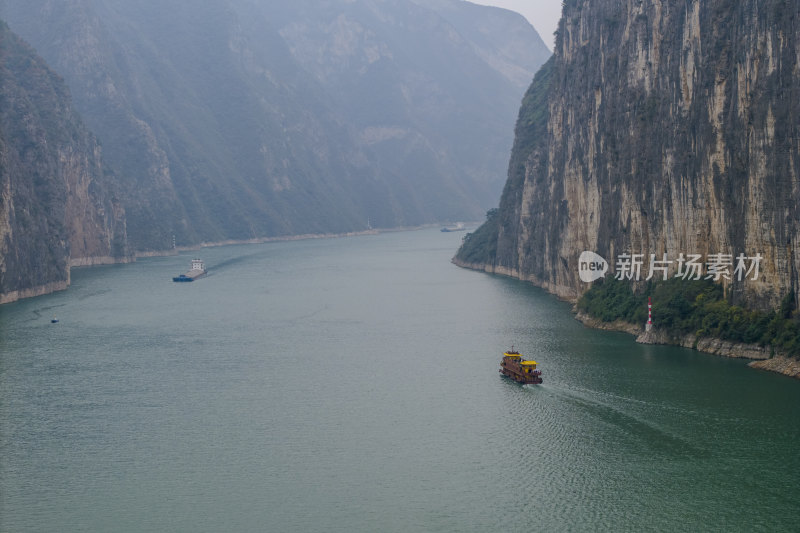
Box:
0 22 129 303
636 327 771 360
458 0 800 312
749 356 800 378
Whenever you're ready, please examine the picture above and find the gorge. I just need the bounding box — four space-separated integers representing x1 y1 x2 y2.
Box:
0 0 549 302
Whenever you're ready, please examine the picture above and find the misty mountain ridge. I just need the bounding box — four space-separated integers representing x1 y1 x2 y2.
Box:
3 0 549 256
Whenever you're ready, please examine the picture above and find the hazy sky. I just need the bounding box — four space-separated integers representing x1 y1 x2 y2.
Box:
470 0 562 50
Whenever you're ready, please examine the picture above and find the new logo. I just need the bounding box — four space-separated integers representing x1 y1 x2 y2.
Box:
578 251 608 282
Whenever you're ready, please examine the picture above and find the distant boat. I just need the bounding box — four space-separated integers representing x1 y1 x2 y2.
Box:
51 317 59 323
440 223 466 232
173 258 206 282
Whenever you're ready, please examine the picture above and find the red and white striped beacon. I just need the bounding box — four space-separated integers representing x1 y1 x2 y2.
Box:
646 296 653 332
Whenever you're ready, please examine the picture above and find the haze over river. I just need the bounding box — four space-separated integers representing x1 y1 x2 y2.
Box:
2 228 799 532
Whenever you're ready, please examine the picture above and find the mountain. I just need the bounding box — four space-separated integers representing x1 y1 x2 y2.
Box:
412 0 551 88
456 0 800 311
0 21 129 303
2 0 550 253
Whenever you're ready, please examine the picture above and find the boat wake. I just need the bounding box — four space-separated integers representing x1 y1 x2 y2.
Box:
543 383 706 458
29 304 66 323
208 249 271 272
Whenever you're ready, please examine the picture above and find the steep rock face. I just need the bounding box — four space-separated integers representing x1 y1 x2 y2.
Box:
0 22 129 303
462 0 800 310
4 0 549 252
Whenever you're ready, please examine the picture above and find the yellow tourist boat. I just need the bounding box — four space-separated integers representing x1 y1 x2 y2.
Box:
499 347 542 384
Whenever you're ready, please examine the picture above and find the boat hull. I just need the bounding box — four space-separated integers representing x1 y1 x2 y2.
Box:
499 368 543 384
172 270 205 282
173 258 206 282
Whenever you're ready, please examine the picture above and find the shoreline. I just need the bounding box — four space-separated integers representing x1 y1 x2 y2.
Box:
454 258 800 381
0 280 70 305
2 225 445 304
125 228 383 260
122 222 461 259
576 311 800 380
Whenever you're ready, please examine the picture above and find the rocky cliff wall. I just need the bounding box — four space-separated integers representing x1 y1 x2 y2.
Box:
475 0 800 311
0 22 129 303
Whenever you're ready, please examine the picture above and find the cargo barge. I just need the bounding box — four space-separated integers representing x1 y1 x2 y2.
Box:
440 223 466 232
173 259 206 282
499 347 542 384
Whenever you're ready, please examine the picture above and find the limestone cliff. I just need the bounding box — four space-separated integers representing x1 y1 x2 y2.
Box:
0 22 129 303
458 0 800 311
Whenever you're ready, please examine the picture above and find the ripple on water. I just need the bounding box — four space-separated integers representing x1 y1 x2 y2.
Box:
2 230 800 532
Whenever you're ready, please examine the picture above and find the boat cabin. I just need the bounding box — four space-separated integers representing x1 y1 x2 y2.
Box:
500 347 543 384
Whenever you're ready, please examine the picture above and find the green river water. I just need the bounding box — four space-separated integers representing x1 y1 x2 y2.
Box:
1 228 799 532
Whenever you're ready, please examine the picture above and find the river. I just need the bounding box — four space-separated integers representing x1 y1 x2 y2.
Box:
1 228 799 532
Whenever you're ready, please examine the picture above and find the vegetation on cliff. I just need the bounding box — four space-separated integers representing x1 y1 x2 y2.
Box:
0 21 128 300
577 278 800 356
457 0 800 312
456 56 554 267
456 208 500 265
